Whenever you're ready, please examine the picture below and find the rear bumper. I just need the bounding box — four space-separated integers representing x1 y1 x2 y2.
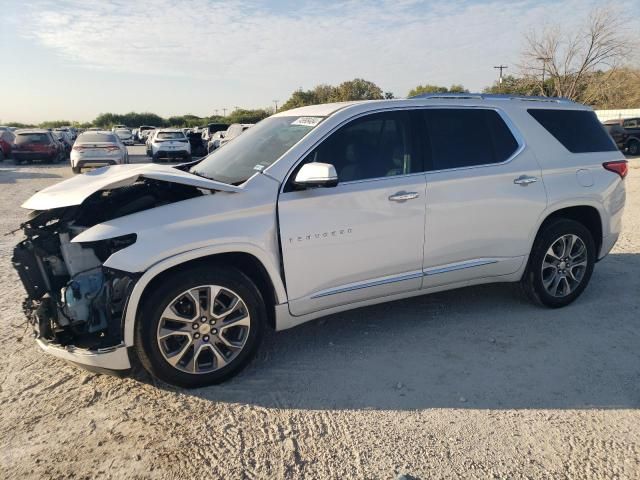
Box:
155 149 190 158
12 152 56 161
75 159 118 169
36 338 132 372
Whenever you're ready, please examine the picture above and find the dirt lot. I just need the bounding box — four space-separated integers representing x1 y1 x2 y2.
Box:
1 153 639 479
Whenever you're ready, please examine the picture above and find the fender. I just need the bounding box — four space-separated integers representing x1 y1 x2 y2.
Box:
121 242 288 346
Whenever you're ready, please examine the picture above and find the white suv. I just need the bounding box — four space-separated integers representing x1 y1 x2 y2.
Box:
150 129 191 162
12 95 627 388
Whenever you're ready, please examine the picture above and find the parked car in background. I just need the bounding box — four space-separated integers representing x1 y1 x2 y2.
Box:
201 123 229 144
111 124 128 132
114 128 135 146
138 125 157 143
187 130 207 156
150 129 191 162
207 130 226 153
70 131 129 173
51 129 73 158
216 123 254 149
0 128 16 161
11 95 627 387
12 129 65 164
603 118 640 156
145 129 158 156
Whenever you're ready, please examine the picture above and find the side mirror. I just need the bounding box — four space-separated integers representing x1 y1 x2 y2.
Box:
294 162 338 188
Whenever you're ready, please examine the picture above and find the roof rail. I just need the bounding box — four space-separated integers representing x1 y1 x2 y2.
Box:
410 93 575 104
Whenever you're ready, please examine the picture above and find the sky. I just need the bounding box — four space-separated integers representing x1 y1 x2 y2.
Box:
1 0 638 123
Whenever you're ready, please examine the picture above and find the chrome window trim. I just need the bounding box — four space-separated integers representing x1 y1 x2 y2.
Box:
279 105 527 193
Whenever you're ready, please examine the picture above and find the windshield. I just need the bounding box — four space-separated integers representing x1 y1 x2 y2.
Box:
78 133 117 143
16 133 50 144
190 116 323 184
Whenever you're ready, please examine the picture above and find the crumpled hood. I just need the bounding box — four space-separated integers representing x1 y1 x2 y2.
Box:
21 163 241 210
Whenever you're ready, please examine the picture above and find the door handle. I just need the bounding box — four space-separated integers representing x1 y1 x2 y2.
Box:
388 191 420 202
514 175 538 186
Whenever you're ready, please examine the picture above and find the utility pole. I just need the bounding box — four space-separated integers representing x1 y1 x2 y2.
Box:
273 100 279 113
222 108 227 117
493 65 508 91
536 56 551 96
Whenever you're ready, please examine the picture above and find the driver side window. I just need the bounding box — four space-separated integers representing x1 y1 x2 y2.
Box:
305 110 417 183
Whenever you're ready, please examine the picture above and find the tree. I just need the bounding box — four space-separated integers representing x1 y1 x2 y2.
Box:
520 7 634 100
482 75 540 95
332 78 384 101
280 78 385 111
226 108 271 124
407 84 469 97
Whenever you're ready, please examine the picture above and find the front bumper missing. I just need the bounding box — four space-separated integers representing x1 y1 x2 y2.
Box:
36 338 131 372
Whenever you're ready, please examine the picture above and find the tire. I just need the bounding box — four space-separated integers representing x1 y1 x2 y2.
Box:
151 153 159 163
72 166 80 174
135 266 266 388
521 218 596 308
627 139 640 156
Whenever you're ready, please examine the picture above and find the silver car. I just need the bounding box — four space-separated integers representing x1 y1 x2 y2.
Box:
13 95 627 388
70 131 129 173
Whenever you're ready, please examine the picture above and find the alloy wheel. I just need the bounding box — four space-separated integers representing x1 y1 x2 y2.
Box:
541 234 588 297
156 285 251 374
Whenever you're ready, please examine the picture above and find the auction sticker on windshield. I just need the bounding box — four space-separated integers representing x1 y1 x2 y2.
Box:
291 117 323 127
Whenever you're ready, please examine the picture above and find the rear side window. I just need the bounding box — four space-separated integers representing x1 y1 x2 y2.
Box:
528 109 616 153
422 109 519 170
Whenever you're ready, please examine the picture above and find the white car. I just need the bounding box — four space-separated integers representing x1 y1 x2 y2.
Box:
114 128 134 146
150 129 191 162
217 123 253 149
70 131 129 173
13 95 627 388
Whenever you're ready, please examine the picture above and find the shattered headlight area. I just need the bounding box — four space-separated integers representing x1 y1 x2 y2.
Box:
12 209 139 350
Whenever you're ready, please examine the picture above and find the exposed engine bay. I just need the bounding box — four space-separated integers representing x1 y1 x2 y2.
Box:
12 179 204 350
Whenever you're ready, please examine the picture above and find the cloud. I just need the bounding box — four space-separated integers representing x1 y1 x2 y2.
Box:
9 0 637 103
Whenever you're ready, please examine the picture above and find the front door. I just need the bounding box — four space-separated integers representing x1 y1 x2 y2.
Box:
278 110 427 316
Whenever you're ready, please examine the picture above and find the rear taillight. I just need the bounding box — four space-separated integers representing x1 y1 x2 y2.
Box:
72 145 86 151
603 161 628 179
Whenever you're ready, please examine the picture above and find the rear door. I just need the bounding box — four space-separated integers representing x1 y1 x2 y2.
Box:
278 110 428 316
420 108 548 287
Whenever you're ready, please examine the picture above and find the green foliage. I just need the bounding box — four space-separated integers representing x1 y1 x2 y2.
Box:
482 75 540 95
280 78 385 111
226 108 271 124
407 84 469 97
38 120 75 128
5 121 35 128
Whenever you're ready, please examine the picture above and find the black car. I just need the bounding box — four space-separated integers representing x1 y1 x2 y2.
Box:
603 118 640 156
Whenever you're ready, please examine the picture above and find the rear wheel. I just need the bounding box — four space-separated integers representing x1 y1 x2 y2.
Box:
135 266 266 388
72 166 80 174
627 139 640 156
521 218 596 308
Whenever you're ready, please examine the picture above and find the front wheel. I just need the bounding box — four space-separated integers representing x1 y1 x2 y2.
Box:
135 266 266 388
627 139 639 156
521 219 596 308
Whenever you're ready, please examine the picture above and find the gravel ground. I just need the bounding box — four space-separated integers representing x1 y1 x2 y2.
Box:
1 150 639 479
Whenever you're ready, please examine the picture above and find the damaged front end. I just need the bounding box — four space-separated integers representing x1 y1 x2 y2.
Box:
12 178 204 373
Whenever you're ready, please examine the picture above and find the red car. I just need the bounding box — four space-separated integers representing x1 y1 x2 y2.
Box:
0 127 15 161
11 129 65 164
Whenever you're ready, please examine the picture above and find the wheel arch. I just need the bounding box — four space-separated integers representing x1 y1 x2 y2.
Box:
533 204 603 257
122 247 286 345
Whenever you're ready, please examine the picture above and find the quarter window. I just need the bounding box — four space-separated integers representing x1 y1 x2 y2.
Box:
304 111 418 183
528 109 617 153
422 109 519 170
